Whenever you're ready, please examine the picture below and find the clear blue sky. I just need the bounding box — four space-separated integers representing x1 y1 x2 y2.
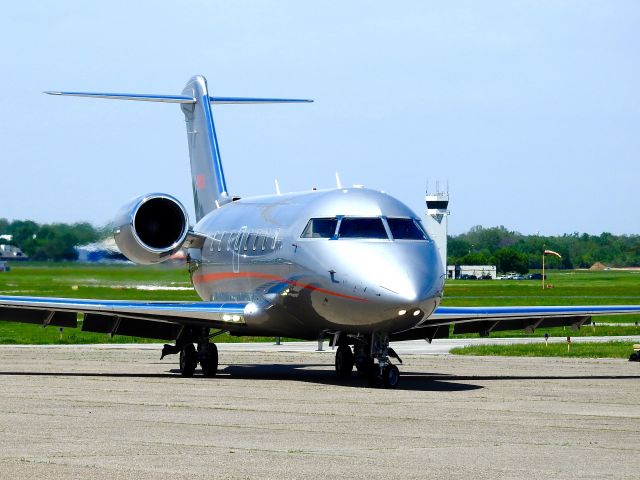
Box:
1 1 638 235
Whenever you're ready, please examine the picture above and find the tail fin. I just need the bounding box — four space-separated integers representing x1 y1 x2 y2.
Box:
45 75 312 221
180 75 229 220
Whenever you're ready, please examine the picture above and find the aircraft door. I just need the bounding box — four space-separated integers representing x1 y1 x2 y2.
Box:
233 227 247 273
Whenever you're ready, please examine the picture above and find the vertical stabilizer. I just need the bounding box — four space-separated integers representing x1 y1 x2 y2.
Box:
181 75 229 221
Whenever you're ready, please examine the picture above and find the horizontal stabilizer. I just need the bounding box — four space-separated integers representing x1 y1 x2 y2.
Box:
44 91 313 105
46 75 313 221
209 97 313 104
44 91 196 103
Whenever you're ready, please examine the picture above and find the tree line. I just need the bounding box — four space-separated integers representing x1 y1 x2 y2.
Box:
449 225 640 273
1 219 639 268
0 219 105 261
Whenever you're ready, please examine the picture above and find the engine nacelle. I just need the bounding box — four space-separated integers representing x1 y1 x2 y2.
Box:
113 193 189 265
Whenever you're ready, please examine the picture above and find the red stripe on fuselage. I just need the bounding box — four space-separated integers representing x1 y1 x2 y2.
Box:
192 271 369 302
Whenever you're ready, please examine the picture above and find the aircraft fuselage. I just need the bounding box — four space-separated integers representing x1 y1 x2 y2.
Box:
189 187 445 339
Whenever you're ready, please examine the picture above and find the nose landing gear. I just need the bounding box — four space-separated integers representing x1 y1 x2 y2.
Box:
333 332 400 388
367 332 400 388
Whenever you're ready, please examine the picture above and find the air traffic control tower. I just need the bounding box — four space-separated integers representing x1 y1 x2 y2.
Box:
424 183 450 273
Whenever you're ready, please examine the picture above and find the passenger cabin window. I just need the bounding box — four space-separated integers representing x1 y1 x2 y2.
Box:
252 232 262 251
244 233 255 251
301 218 338 238
338 218 388 239
227 232 238 251
218 232 229 252
387 218 427 240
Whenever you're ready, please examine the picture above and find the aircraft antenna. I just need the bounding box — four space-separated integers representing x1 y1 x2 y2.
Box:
335 172 342 189
274 179 281 195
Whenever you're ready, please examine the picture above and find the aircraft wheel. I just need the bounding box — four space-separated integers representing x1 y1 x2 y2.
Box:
356 358 374 376
367 366 383 388
179 343 197 377
629 352 638 362
335 345 354 377
383 364 400 389
201 343 219 377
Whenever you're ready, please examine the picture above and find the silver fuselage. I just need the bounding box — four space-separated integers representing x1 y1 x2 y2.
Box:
188 187 445 339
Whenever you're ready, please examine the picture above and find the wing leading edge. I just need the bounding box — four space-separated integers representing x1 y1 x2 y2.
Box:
0 295 251 341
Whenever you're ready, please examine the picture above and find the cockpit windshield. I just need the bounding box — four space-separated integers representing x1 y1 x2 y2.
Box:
300 218 338 238
300 216 428 241
338 218 388 239
387 218 428 240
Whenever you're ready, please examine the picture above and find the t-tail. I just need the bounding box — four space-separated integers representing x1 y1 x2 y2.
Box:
45 75 312 221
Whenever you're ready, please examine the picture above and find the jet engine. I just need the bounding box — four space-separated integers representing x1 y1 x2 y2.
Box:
113 193 189 265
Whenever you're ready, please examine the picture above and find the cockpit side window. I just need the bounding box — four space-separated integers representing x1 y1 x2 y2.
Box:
338 217 388 239
301 218 338 238
387 218 428 240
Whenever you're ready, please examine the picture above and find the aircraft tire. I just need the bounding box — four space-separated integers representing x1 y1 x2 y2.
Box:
382 364 400 389
335 345 354 377
356 358 374 376
629 352 638 362
179 343 197 377
367 367 383 388
201 343 219 377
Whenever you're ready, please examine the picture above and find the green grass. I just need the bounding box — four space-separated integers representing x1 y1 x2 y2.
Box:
0 263 639 345
450 341 637 359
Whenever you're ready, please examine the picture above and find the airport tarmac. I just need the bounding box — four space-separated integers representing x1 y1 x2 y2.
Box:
0 346 638 479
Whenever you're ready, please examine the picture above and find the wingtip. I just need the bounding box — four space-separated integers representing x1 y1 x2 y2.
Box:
43 91 61 95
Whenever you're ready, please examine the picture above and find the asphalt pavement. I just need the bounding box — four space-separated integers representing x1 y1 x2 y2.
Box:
0 346 638 479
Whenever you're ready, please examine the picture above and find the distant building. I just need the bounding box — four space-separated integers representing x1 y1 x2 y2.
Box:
447 265 497 280
75 237 128 263
0 241 28 261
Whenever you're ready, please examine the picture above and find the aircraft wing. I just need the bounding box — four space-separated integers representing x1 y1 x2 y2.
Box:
0 295 250 341
391 305 640 341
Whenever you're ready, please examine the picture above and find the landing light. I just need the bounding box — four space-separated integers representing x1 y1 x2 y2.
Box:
222 314 232 321
413 310 421 316
232 314 241 322
398 309 407 316
244 302 259 315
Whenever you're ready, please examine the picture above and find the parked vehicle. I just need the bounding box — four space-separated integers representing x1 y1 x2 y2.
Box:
527 273 546 280
497 272 527 280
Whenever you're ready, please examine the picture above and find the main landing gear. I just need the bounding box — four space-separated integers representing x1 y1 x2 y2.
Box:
162 327 219 377
334 332 402 389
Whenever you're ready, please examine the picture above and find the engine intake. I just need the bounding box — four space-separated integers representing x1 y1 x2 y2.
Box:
113 194 189 264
